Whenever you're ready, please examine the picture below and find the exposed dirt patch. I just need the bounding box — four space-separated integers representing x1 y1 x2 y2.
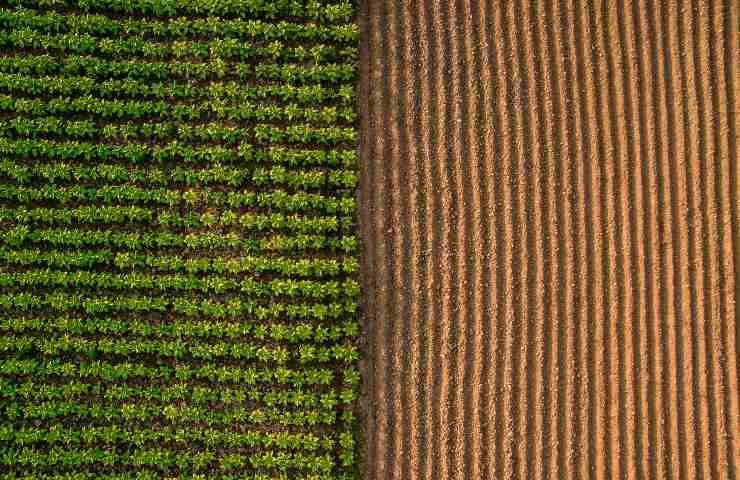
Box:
358 0 739 478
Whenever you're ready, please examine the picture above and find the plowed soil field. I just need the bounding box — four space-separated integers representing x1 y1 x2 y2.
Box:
357 0 739 478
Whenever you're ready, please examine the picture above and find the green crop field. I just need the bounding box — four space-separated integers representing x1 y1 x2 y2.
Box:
0 1 360 479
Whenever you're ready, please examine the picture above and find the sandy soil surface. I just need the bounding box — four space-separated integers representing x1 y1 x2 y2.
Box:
357 0 739 478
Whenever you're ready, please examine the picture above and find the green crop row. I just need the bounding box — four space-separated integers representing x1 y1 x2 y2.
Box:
0 291 357 320
2 398 337 427
0 8 359 43
0 73 354 105
0 138 357 167
8 0 354 23
0 113 355 147
0 472 344 480
0 248 358 277
157 211 347 233
0 161 358 191
0 333 359 364
3 186 354 214
0 332 297 362
0 99 356 126
0 316 359 345
1 225 358 253
0 206 152 224
0 446 335 473
0 472 352 480
111 250 356 277
0 379 355 409
0 29 355 63
0 356 353 387
0 269 360 299
0 185 356 216
0 54 355 83
0 424 335 452
0 207 346 236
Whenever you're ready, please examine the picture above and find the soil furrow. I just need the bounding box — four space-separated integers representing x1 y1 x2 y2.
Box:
725 5 740 443
428 2 453 478
442 3 467 478
718 2 740 476
508 1 535 478
670 4 701 478
685 7 714 479
529 2 555 477
497 3 521 477
584 4 608 478
355 0 376 474
381 0 403 477
571 3 599 478
659 2 692 478
476 2 504 477
456 1 485 478
707 2 738 474
415 1 436 477
366 1 388 476
640 0 682 476
593 4 621 478
541 2 572 478
557 3 583 477
693 2 720 476
398 2 421 479
520 1 550 477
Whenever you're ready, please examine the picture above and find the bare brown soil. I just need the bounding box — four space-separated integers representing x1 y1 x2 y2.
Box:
357 0 740 478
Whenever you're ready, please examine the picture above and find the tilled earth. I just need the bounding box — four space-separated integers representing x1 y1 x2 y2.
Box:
357 0 739 478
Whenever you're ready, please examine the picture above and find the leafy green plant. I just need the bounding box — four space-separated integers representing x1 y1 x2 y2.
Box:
0 0 359 477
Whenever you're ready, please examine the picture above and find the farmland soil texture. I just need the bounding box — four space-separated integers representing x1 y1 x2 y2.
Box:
0 0 362 478
357 0 739 479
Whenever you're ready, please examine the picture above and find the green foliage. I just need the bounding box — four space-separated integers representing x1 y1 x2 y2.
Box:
0 137 357 166
0 0 360 477
0 8 359 43
0 72 354 105
0 53 355 83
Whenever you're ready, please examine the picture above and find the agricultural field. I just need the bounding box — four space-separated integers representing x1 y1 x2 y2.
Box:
1 0 739 479
0 0 361 479
359 1 739 479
